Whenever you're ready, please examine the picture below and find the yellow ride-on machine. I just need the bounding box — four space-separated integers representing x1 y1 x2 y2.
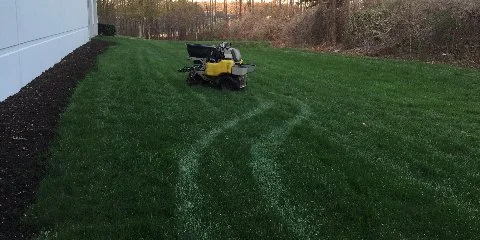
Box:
178 42 255 90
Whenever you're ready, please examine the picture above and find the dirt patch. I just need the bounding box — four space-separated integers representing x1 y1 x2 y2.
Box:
270 41 480 70
311 45 480 69
0 39 110 239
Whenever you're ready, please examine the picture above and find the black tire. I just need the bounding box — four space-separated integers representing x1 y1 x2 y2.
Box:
228 75 246 90
187 71 202 85
220 75 235 90
231 76 242 90
219 75 248 90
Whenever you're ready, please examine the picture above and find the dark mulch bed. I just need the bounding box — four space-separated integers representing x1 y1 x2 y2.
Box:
0 39 110 239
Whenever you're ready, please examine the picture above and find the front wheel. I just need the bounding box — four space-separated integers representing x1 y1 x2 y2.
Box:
220 75 247 90
220 75 235 90
237 75 247 89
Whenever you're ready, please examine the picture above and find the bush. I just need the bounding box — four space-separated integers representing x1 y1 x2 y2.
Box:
281 9 317 46
343 0 480 60
98 23 116 36
345 7 393 49
209 0 480 64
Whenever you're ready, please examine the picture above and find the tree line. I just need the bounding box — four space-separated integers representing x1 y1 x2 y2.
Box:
98 0 480 64
97 0 305 40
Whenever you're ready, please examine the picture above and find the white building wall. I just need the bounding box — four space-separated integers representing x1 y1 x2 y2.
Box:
0 0 98 101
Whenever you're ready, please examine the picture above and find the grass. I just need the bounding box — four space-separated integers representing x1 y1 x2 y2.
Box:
26 36 480 239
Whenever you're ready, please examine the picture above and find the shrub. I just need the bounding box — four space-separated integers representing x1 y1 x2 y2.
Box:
98 23 116 36
204 0 480 63
281 9 317 46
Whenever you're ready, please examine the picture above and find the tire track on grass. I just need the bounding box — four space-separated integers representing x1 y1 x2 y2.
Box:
191 91 220 113
250 97 322 239
176 100 273 239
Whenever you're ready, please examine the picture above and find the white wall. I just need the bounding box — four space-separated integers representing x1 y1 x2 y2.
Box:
0 0 98 101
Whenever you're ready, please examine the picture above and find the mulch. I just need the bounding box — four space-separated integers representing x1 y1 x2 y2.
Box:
0 39 110 239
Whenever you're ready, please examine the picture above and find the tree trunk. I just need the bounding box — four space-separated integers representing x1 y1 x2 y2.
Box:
239 0 242 17
330 0 337 44
224 0 228 20
138 20 143 38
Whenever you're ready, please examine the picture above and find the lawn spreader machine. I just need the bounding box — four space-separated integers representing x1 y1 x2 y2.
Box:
178 42 256 90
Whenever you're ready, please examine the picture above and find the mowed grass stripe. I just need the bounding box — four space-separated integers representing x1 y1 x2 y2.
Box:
245 47 480 237
250 96 320 239
25 37 480 239
25 39 184 238
176 100 273 239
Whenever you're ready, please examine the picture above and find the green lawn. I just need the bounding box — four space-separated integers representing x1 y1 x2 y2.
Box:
26 36 480 239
